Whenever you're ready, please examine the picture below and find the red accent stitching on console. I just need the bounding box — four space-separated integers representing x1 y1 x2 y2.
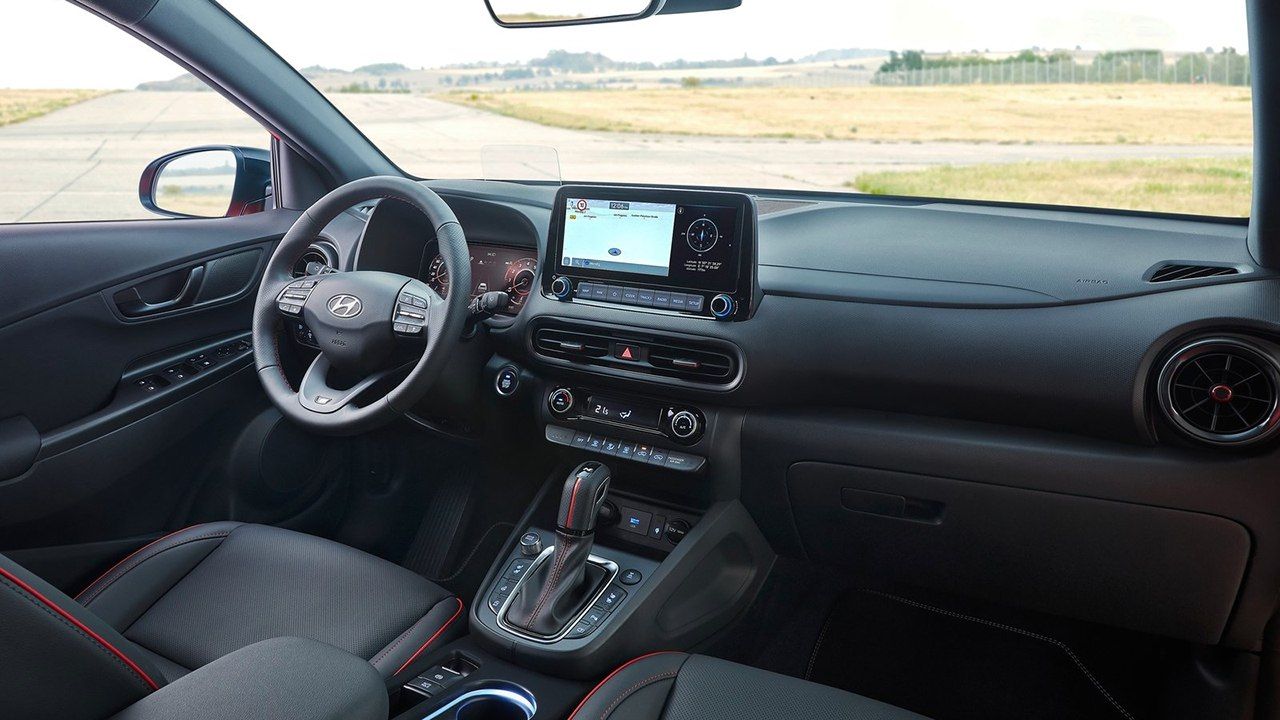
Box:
0 565 160 691
75 524 206 601
567 651 682 720
392 597 464 676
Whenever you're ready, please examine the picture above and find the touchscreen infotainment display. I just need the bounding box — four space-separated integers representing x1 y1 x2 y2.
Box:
559 196 741 291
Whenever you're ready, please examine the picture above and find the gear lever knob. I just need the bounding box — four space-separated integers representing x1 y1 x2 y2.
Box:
557 461 612 536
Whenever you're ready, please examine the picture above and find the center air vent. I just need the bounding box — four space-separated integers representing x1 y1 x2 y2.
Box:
532 325 739 385
1157 336 1280 447
292 242 338 278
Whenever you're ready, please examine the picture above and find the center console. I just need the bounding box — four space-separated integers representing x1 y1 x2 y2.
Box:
542 186 757 321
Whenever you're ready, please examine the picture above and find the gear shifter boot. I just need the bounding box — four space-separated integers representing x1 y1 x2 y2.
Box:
504 462 611 638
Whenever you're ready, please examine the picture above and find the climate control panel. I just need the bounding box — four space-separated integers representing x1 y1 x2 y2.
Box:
546 386 705 445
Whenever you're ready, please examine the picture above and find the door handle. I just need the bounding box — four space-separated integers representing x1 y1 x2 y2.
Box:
116 265 206 317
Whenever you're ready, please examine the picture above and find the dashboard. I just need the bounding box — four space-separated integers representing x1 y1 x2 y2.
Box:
330 178 1280 655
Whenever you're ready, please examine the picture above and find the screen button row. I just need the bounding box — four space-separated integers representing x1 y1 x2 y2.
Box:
576 282 705 313
545 425 705 472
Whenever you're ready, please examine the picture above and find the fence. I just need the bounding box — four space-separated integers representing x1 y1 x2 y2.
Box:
873 54 1250 87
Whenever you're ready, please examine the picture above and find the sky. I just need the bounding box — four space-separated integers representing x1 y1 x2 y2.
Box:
0 0 1252 89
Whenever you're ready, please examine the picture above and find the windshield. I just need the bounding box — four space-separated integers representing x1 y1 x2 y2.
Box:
222 0 1251 216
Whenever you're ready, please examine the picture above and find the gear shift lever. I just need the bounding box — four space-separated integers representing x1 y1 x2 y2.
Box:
504 461 611 637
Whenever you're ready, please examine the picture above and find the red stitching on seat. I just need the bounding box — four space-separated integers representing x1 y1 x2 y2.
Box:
75 525 206 602
597 670 679 720
567 651 682 720
393 597 465 675
0 565 159 691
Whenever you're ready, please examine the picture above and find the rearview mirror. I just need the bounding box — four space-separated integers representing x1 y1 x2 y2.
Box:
484 0 659 27
139 146 271 219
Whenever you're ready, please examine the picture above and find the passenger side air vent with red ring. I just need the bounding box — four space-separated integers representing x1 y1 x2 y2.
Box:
1156 336 1280 447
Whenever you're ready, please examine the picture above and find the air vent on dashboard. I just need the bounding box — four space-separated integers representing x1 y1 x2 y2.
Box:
292 242 338 278
1156 336 1280 447
532 325 739 385
1147 263 1239 283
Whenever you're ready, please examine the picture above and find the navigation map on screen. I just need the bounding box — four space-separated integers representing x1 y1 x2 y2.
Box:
560 198 675 277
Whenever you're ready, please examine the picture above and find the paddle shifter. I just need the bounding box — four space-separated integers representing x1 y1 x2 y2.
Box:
504 461 612 638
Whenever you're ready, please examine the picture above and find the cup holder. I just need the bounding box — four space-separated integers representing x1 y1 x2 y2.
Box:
420 684 536 720
455 693 532 720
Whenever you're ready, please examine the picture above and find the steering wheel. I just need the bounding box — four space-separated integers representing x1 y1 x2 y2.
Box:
252 176 471 435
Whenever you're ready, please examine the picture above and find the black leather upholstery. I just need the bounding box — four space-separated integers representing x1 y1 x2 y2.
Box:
74 522 463 681
504 532 604 637
570 652 931 720
0 553 161 719
110 637 389 720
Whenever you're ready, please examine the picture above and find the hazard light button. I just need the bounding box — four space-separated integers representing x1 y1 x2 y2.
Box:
612 343 644 362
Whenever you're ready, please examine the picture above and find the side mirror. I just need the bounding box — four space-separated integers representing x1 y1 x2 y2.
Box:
139 146 271 219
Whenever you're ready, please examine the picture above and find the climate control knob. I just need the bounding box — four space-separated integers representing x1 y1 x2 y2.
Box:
709 293 735 320
670 409 701 440
548 387 575 415
551 276 572 300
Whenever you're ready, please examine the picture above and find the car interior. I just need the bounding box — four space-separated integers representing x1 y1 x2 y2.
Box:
2 0 1280 719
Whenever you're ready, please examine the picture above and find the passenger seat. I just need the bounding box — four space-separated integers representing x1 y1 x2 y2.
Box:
570 651 928 720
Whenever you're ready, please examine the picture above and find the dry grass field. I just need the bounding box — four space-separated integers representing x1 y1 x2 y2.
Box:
852 156 1253 216
0 89 109 127
441 84 1252 145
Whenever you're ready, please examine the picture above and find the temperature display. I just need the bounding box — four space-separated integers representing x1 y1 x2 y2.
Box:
585 395 662 429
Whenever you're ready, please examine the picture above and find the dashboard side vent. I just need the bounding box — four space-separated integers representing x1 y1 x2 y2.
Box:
1156 336 1280 447
531 325 739 386
1148 263 1239 283
292 241 339 278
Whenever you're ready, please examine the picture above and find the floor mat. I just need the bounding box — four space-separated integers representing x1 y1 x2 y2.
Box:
805 589 1169 720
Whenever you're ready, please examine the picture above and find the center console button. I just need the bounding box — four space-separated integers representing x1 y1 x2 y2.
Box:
648 517 666 542
519 532 543 556
601 437 621 455
587 435 605 452
616 441 635 459
667 293 689 311
590 284 608 300
597 585 627 610
633 445 652 462
605 286 624 302
636 289 655 306
583 607 610 626
545 425 574 446
572 431 591 448
567 620 594 639
619 569 643 585
652 290 671 308
648 447 669 466
685 294 706 312
621 287 640 304
504 557 532 580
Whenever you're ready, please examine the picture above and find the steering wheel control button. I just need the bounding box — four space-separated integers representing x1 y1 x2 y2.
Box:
620 569 643 585
548 387 575 415
551 276 573 300
495 365 520 396
710 293 736 320
519 532 543 556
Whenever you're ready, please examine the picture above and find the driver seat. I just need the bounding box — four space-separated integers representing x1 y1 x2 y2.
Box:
0 522 463 717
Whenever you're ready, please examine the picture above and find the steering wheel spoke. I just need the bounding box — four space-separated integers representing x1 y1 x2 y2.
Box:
297 353 406 414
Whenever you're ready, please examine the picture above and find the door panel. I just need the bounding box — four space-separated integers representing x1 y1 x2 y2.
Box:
0 212 295 563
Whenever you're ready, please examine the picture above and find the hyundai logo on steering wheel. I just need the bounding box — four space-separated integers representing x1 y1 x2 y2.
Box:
326 294 362 318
